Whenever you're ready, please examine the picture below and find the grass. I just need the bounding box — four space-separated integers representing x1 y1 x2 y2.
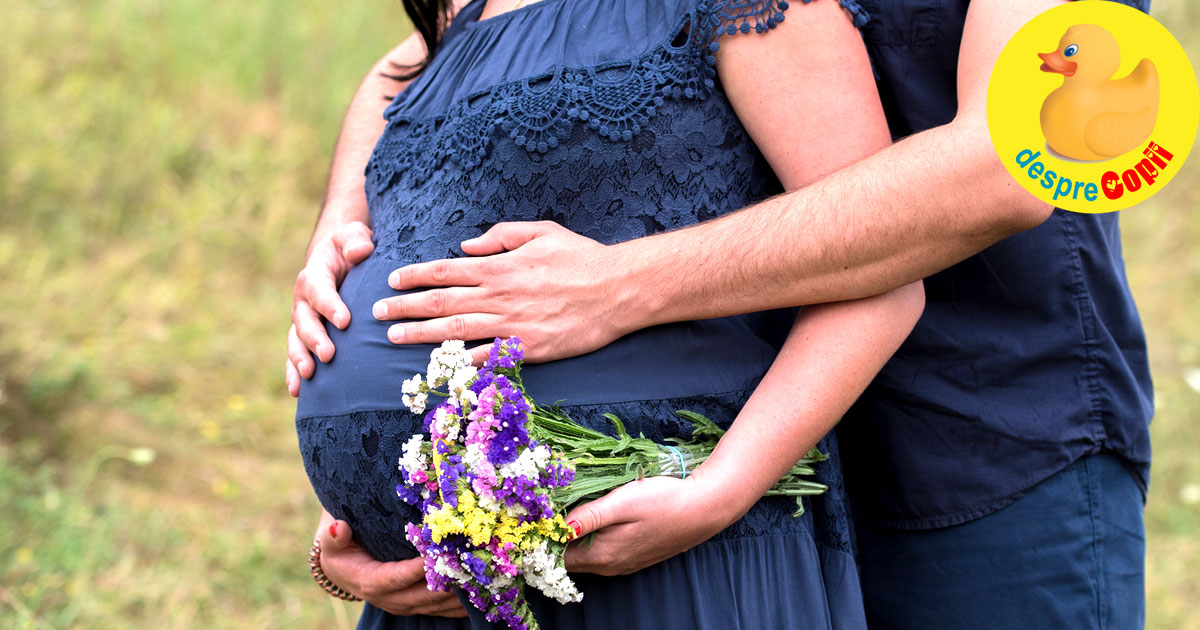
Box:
0 0 1197 628
0 1 408 627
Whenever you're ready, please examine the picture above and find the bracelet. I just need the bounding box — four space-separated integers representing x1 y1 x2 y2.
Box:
308 538 362 601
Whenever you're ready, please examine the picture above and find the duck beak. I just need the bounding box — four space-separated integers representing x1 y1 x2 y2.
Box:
1038 50 1077 77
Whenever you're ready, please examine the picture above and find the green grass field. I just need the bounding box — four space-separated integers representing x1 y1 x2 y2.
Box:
1 0 1197 628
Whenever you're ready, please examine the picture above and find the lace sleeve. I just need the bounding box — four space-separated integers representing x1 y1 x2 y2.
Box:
700 0 868 44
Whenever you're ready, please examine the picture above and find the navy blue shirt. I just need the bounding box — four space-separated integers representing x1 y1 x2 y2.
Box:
839 0 1154 529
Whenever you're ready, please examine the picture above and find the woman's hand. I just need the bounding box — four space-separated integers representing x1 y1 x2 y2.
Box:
562 473 742 576
286 222 375 396
316 515 467 618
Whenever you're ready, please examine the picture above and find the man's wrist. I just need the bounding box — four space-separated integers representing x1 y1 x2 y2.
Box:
605 237 676 332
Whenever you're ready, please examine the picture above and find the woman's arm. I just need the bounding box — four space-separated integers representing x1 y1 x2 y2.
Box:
563 0 925 574
287 0 475 394
285 34 427 396
564 285 922 573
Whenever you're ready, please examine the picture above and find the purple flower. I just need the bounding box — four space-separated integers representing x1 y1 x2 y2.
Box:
541 461 575 488
396 482 421 505
505 336 524 357
491 588 528 630
484 337 526 371
405 523 427 553
462 552 493 585
422 407 439 433
469 370 495 394
422 554 453 592
438 454 464 507
488 431 523 466
494 474 548 520
464 582 491 614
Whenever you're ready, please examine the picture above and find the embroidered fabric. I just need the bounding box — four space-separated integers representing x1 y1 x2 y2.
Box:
364 0 866 263
297 393 853 564
367 94 776 263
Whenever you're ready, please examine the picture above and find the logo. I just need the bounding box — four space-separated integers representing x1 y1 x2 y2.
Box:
987 1 1198 213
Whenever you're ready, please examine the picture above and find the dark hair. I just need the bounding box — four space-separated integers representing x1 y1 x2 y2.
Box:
384 0 455 81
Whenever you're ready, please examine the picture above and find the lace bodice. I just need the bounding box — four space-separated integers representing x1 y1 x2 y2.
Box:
363 0 866 262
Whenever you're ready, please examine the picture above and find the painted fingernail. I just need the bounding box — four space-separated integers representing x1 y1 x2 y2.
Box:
372 301 388 319
389 325 404 342
567 520 582 538
329 522 339 539
389 271 400 288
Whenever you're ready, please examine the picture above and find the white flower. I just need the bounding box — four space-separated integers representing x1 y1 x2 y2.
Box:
426 340 472 387
398 434 429 475
426 359 447 386
503 503 529 519
434 555 471 583
491 573 514 590
521 541 582 604
402 391 428 415
448 365 478 396
401 373 428 414
439 339 467 354
477 492 501 512
434 406 461 442
457 388 479 411
498 444 551 480
462 443 488 470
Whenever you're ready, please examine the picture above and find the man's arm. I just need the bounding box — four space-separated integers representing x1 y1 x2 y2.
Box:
613 0 1052 322
375 0 1060 364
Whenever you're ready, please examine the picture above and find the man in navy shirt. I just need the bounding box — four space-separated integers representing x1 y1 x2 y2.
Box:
291 0 1152 627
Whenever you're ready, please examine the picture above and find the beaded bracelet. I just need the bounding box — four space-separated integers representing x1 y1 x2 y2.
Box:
308 538 362 601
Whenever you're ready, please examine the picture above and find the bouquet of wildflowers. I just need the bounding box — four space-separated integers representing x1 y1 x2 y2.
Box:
396 338 827 630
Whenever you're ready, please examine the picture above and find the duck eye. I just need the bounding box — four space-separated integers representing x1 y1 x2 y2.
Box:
1064 44 1079 57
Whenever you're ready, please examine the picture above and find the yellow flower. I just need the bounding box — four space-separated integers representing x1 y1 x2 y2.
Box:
430 441 449 505
426 506 465 543
459 490 500 546
539 514 573 543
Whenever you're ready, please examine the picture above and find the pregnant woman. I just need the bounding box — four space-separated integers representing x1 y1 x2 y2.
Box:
294 0 922 627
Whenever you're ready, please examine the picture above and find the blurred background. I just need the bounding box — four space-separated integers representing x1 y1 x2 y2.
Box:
0 0 1196 628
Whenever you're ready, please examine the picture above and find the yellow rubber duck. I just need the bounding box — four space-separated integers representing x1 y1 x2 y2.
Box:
1038 24 1158 161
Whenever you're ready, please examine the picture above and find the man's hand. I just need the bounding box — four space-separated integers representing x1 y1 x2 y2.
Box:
318 518 467 617
562 474 735 576
376 221 628 364
285 221 374 396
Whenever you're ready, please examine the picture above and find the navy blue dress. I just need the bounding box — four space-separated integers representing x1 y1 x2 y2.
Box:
295 1 869 627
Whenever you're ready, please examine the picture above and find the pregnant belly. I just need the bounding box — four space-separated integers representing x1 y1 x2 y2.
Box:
294 253 784 560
